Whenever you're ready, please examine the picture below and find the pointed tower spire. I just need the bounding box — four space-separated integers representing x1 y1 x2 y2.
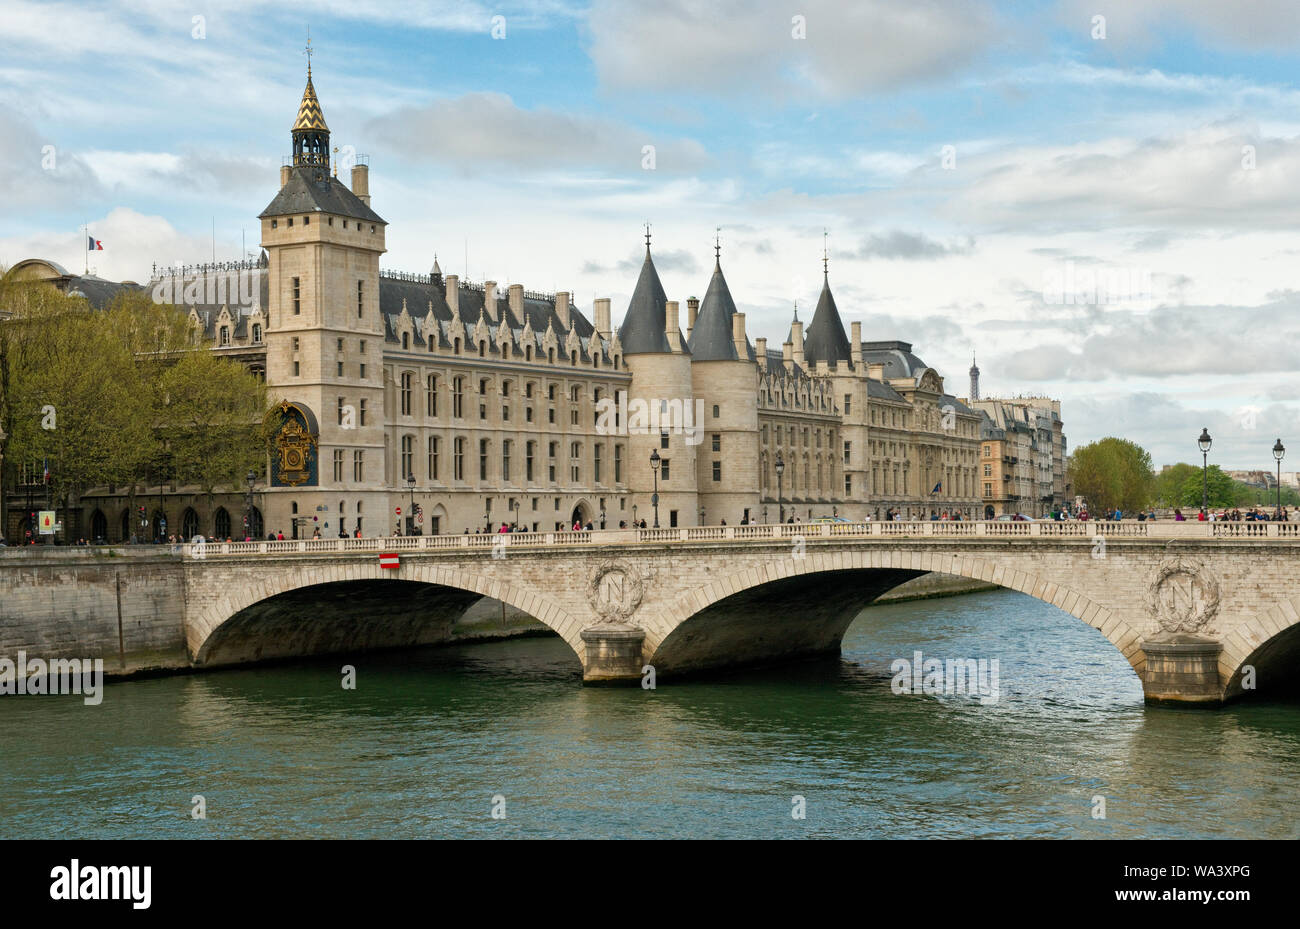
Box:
803 245 852 366
292 31 330 169
689 236 753 361
618 229 673 354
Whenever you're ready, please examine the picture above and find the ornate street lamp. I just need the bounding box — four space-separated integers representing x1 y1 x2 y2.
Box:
649 449 661 528
406 473 417 535
1198 427 1212 516
632 503 638 527
244 469 256 540
775 452 785 524
1274 438 1285 519
599 507 606 529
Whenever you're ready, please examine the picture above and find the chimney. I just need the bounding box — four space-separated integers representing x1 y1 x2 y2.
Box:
351 163 370 207
868 362 885 380
686 296 700 337
445 274 459 317
280 164 291 187
594 298 611 339
555 291 570 331
791 320 805 368
755 337 768 370
732 312 747 358
508 284 525 326
850 321 863 367
782 341 794 372
665 300 682 351
483 281 497 324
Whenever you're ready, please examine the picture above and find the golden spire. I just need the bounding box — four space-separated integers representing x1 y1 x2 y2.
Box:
293 28 328 133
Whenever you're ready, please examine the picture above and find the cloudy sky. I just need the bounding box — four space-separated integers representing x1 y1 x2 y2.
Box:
3 0 1299 469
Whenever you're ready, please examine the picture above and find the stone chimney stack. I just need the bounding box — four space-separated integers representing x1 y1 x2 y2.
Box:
483 281 497 324
594 298 611 339
732 312 747 358
508 284 525 326
850 321 863 367
280 164 291 187
686 296 700 338
868 362 885 380
782 341 794 372
665 300 683 351
351 163 371 207
755 337 768 370
445 274 459 317
791 320 805 368
555 291 570 331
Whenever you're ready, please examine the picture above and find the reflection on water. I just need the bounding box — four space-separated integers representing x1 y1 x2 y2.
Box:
2 589 1298 838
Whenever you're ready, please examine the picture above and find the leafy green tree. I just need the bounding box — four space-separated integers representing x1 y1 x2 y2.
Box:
1068 437 1154 514
1154 462 1199 507
1176 465 1236 510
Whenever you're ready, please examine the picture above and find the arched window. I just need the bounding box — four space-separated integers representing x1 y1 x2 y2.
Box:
213 507 231 539
248 506 264 538
402 331 410 349
219 326 230 346
182 508 200 539
252 323 262 343
90 509 107 542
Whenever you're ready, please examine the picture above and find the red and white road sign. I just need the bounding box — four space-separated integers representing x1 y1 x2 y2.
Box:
395 506 402 515
379 553 400 570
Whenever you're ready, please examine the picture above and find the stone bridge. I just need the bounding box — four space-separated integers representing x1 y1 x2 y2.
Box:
170 520 1300 705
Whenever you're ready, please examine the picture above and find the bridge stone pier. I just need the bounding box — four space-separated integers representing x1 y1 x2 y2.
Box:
170 521 1300 705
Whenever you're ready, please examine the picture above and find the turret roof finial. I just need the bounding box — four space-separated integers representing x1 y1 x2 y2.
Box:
793 299 799 322
714 226 721 269
822 228 829 277
644 222 652 256
305 26 313 78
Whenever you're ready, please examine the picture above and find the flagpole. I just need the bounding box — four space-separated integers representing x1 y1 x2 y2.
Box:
83 222 88 275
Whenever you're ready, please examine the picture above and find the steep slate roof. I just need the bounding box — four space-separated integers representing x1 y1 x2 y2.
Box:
687 259 755 362
866 379 907 402
802 274 852 366
860 339 929 379
617 247 677 354
258 166 385 224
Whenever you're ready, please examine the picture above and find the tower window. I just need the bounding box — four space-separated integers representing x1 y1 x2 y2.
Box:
303 216 309 225
292 277 300 315
357 281 363 318
287 218 293 227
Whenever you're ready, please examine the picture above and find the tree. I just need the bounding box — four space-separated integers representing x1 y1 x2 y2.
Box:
1068 437 1154 514
1177 465 1236 510
1154 462 1199 507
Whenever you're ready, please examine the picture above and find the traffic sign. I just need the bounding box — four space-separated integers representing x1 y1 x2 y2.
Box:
378 553 400 570
395 506 402 516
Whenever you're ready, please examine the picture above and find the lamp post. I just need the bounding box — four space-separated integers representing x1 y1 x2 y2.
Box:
599 507 606 529
775 452 785 524
406 473 416 535
244 469 256 540
632 503 638 527
762 505 768 524
512 497 521 530
698 506 705 526
1198 427 1212 516
649 449 661 528
1274 439 1285 519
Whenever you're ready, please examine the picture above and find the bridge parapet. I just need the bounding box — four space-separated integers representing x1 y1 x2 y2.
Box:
173 518 1300 558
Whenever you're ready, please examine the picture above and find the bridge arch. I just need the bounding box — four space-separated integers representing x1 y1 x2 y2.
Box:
645 547 1141 677
188 561 586 667
1222 592 1300 699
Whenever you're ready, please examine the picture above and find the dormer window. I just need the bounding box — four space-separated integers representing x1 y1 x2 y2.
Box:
219 326 230 346
252 323 262 343
402 332 409 349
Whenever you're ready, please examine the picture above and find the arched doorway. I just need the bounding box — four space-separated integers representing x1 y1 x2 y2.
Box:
120 509 131 542
569 501 589 529
984 505 995 520
248 506 264 539
182 507 200 539
213 507 231 539
90 509 107 542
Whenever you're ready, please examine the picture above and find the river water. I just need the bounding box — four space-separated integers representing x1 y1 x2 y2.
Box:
2 589 1298 839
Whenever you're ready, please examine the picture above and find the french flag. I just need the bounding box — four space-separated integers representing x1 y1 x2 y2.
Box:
87 236 103 250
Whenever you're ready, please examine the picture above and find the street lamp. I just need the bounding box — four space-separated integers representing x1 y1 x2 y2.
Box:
245 469 256 540
1198 427 1212 516
1274 438 1285 519
599 507 606 529
649 449 661 528
406 473 416 535
632 503 638 527
775 452 785 524
699 506 705 526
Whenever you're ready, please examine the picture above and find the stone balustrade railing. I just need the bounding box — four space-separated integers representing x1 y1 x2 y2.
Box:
165 518 1300 558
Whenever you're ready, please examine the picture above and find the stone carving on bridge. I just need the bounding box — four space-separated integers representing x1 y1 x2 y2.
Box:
589 561 650 624
1145 557 1220 635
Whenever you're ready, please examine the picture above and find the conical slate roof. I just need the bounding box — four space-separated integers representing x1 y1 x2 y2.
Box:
803 274 852 365
293 70 329 132
688 259 754 361
617 247 674 354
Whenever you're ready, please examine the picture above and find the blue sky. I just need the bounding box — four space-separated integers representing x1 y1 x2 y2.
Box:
5 0 1300 470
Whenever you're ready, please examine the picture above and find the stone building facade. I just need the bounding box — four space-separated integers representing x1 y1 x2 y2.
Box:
4 67 1048 542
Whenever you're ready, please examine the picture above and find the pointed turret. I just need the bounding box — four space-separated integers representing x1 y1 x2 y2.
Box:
687 241 754 361
617 230 676 354
291 60 330 168
803 263 851 367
